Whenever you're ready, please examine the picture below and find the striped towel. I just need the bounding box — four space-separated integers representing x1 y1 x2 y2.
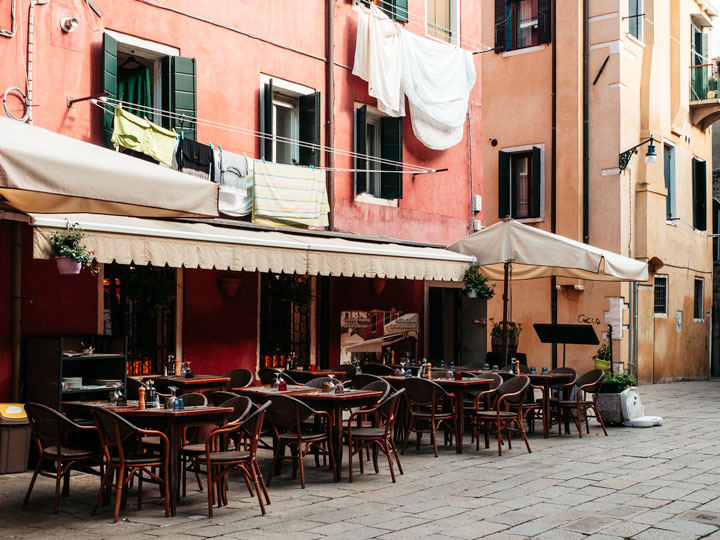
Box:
252 160 329 228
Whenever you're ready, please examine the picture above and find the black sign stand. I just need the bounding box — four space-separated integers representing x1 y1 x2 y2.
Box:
533 324 599 367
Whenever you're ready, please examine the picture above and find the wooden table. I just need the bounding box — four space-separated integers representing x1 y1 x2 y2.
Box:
234 386 382 480
527 372 575 437
381 376 492 454
62 400 232 515
284 369 347 384
152 375 230 396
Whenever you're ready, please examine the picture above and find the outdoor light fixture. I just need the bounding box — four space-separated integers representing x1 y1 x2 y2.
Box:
618 136 657 172
60 17 79 33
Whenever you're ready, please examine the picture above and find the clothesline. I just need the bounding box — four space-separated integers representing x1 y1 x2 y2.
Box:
92 97 437 174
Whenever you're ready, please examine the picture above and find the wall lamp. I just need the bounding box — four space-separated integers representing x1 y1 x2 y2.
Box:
618 136 657 172
60 17 79 33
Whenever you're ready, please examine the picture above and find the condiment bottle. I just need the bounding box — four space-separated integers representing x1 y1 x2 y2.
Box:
427 362 432 380
138 386 146 410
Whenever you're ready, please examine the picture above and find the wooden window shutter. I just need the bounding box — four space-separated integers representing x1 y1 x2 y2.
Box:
392 0 409 23
102 32 118 149
693 158 707 231
532 147 542 218
537 0 552 45
498 150 510 218
162 56 197 141
380 116 403 199
355 105 368 195
299 91 321 167
664 145 676 219
262 79 274 161
494 0 506 53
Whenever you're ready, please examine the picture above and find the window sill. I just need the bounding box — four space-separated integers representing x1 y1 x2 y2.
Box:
666 219 678 227
502 44 546 58
515 217 543 224
354 193 398 207
654 313 667 318
624 33 645 48
693 318 705 323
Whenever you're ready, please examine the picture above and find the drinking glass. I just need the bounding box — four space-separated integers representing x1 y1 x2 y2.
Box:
541 367 549 374
530 366 537 374
483 363 490 370
492 365 499 372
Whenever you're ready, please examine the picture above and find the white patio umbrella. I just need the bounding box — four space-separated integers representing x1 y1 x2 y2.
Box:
448 218 648 365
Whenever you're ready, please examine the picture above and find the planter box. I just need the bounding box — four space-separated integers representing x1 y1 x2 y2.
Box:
597 391 625 426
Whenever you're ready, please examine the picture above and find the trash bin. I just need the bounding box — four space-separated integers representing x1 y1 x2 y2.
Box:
0 403 31 474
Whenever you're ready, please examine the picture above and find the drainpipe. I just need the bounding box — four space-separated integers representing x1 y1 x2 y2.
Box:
582 0 589 244
11 222 21 402
550 0 558 368
326 0 335 231
27 0 50 124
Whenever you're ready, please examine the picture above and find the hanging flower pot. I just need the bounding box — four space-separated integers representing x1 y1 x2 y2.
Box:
55 256 82 275
466 289 478 299
218 277 242 298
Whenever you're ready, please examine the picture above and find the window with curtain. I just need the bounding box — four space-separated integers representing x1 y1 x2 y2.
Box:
494 0 551 53
498 147 543 219
355 104 404 200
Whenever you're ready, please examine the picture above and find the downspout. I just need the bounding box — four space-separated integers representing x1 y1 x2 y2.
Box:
550 0 558 368
583 0 589 244
27 1 50 124
326 0 335 231
11 223 21 402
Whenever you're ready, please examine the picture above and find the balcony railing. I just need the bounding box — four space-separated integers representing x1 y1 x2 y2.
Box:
690 63 717 101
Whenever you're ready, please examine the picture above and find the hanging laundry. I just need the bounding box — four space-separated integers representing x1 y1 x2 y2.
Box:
110 105 177 166
177 138 214 181
252 160 329 228
118 64 152 121
352 3 476 150
214 148 252 217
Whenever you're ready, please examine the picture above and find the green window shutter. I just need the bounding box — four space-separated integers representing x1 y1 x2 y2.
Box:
380 116 403 200
664 145 676 219
628 0 639 39
498 151 510 218
494 0 506 53
355 105 368 195
102 32 118 149
532 147 542 218
262 80 273 161
693 158 707 231
537 0 552 45
162 56 197 140
299 91 321 167
392 0 408 23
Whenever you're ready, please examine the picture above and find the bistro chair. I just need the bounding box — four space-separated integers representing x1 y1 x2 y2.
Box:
361 363 396 376
223 368 254 390
345 388 406 483
305 376 338 389
91 408 170 522
265 394 337 488
205 401 271 517
24 403 100 513
210 390 241 406
530 367 577 435
471 375 532 456
557 369 608 438
258 368 297 385
468 373 502 444
351 373 384 389
401 378 456 457
335 363 358 379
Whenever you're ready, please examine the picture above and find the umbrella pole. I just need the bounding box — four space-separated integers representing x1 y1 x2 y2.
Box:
502 262 510 367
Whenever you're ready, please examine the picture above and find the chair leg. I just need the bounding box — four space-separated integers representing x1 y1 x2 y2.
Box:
23 457 42 507
247 463 266 515
254 460 271 505
391 439 403 475
53 458 64 514
572 408 583 438
298 445 306 489
348 438 355 483
113 468 126 523
372 444 379 473
327 437 338 483
384 441 396 483
207 462 214 518
496 422 503 456
516 419 532 453
593 405 609 436
92 465 112 516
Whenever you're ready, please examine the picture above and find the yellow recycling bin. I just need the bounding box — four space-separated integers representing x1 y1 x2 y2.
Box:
0 403 31 474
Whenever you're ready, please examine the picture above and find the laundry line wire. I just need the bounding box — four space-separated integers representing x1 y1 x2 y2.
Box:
93 97 436 174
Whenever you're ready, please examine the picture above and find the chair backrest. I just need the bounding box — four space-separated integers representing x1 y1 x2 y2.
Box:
126 377 145 400
92 407 142 461
210 390 241 406
179 392 208 407
334 363 358 378
403 378 449 407
236 401 271 453
475 372 503 390
266 394 316 429
223 368 254 390
362 363 396 375
223 396 254 424
361 379 392 402
25 402 81 452
351 373 383 389
305 376 336 388
577 369 605 395
257 368 297 385
496 375 530 406
375 388 405 434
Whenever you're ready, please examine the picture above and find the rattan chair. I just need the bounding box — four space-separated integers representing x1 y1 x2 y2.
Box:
557 369 608 438
258 368 297 385
210 390 241 406
400 378 456 457
351 373 384 389
223 368 254 390
361 363 396 376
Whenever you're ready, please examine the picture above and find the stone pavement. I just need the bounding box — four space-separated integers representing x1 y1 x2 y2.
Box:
3 381 720 539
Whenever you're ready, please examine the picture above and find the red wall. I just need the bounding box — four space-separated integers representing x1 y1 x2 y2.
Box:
328 277 425 366
0 223 11 401
183 269 258 377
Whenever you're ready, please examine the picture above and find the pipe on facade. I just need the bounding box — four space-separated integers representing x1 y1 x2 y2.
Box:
11 222 21 402
27 0 51 124
326 0 335 231
550 0 558 368
582 0 589 244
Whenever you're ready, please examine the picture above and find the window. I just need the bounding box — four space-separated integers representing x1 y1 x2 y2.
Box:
691 24 709 101
498 147 543 219
627 0 643 41
692 157 707 231
664 143 676 220
653 275 667 315
261 78 321 167
102 32 195 149
355 104 404 200
426 0 458 44
494 0 551 53
694 278 704 320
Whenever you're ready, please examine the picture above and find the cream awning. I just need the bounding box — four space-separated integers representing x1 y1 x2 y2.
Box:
30 213 473 280
0 117 218 218
343 333 412 353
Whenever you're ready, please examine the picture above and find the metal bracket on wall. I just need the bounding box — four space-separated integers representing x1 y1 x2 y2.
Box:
411 168 448 182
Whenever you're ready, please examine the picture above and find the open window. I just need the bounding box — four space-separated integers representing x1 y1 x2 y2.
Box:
355 104 403 201
494 0 551 53
426 0 458 44
692 157 707 231
361 0 408 22
498 146 543 219
102 31 196 149
261 77 321 167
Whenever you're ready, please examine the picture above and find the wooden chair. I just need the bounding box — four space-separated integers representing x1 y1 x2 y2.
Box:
223 368 254 390
557 369 608 438
351 373 384 389
91 408 170 522
471 375 532 456
265 394 337 488
335 363 358 378
362 363 396 376
305 376 338 388
346 388 405 483
400 378 456 457
205 402 271 517
210 390 241 406
24 403 100 513
258 368 297 385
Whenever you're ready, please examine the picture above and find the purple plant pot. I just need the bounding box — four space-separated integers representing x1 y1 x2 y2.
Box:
56 256 82 275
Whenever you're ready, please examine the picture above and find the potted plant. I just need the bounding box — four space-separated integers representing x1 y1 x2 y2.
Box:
592 342 612 373
463 263 495 299
489 318 522 354
600 370 636 394
50 223 98 275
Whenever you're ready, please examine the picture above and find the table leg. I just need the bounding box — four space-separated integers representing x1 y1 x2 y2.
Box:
331 404 343 481
455 390 465 454
168 423 181 516
542 384 549 438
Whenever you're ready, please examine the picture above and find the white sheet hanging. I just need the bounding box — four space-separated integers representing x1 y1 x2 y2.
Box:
352 4 476 150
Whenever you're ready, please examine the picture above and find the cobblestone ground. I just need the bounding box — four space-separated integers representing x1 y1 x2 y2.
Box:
3 381 720 539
